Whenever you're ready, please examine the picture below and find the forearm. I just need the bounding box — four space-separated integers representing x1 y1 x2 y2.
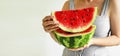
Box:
92 35 120 46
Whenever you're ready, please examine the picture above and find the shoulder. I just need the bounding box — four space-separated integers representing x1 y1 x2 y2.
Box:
109 0 120 24
62 0 70 10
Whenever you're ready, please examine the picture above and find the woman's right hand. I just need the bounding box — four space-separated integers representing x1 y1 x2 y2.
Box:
42 16 59 33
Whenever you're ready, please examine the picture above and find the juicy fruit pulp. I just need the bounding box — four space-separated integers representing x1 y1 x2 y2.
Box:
55 25 94 37
53 7 97 32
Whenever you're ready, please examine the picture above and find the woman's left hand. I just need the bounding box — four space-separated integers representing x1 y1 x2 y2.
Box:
68 38 94 51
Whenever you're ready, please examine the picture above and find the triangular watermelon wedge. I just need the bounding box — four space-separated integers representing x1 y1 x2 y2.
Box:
52 7 97 33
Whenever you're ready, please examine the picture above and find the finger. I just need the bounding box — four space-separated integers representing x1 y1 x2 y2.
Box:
76 47 84 50
45 24 58 30
45 27 59 33
84 43 91 48
47 27 59 33
85 44 90 48
68 45 89 51
43 21 58 27
44 24 59 32
43 16 52 21
68 47 84 51
83 45 88 48
43 16 53 22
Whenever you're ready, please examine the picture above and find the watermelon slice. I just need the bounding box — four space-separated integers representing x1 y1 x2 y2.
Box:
54 25 96 48
52 7 97 32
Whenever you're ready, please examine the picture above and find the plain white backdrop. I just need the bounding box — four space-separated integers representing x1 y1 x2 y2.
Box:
0 0 64 56
0 0 120 56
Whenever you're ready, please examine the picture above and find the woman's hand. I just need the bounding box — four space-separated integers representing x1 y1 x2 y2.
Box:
42 16 61 44
68 38 94 51
42 16 59 33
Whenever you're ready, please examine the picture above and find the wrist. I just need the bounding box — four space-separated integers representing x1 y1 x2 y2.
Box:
89 38 95 45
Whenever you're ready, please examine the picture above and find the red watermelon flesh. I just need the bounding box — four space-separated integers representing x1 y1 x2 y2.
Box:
55 25 95 37
52 7 97 32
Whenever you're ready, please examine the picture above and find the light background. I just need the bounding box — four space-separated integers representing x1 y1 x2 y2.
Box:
0 0 120 56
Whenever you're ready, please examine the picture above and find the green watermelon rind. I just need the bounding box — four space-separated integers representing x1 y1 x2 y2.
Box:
54 29 95 48
54 25 96 48
52 7 97 33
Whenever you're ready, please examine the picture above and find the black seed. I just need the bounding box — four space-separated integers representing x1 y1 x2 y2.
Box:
73 10 78 13
84 9 86 11
86 14 90 16
70 22 73 26
84 9 90 12
60 12 63 14
82 16 84 19
83 20 86 23
72 18 76 20
64 18 66 20
70 18 76 20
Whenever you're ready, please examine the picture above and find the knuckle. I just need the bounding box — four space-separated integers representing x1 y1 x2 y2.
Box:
45 16 51 19
43 16 49 21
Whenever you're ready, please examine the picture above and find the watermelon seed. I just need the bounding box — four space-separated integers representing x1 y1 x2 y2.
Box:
70 22 73 26
83 20 86 23
84 9 90 12
82 16 84 19
86 14 90 16
84 9 86 11
64 18 67 20
60 12 63 14
72 18 76 20
73 10 78 13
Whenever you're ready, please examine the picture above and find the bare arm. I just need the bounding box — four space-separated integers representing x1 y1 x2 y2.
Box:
91 0 120 46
